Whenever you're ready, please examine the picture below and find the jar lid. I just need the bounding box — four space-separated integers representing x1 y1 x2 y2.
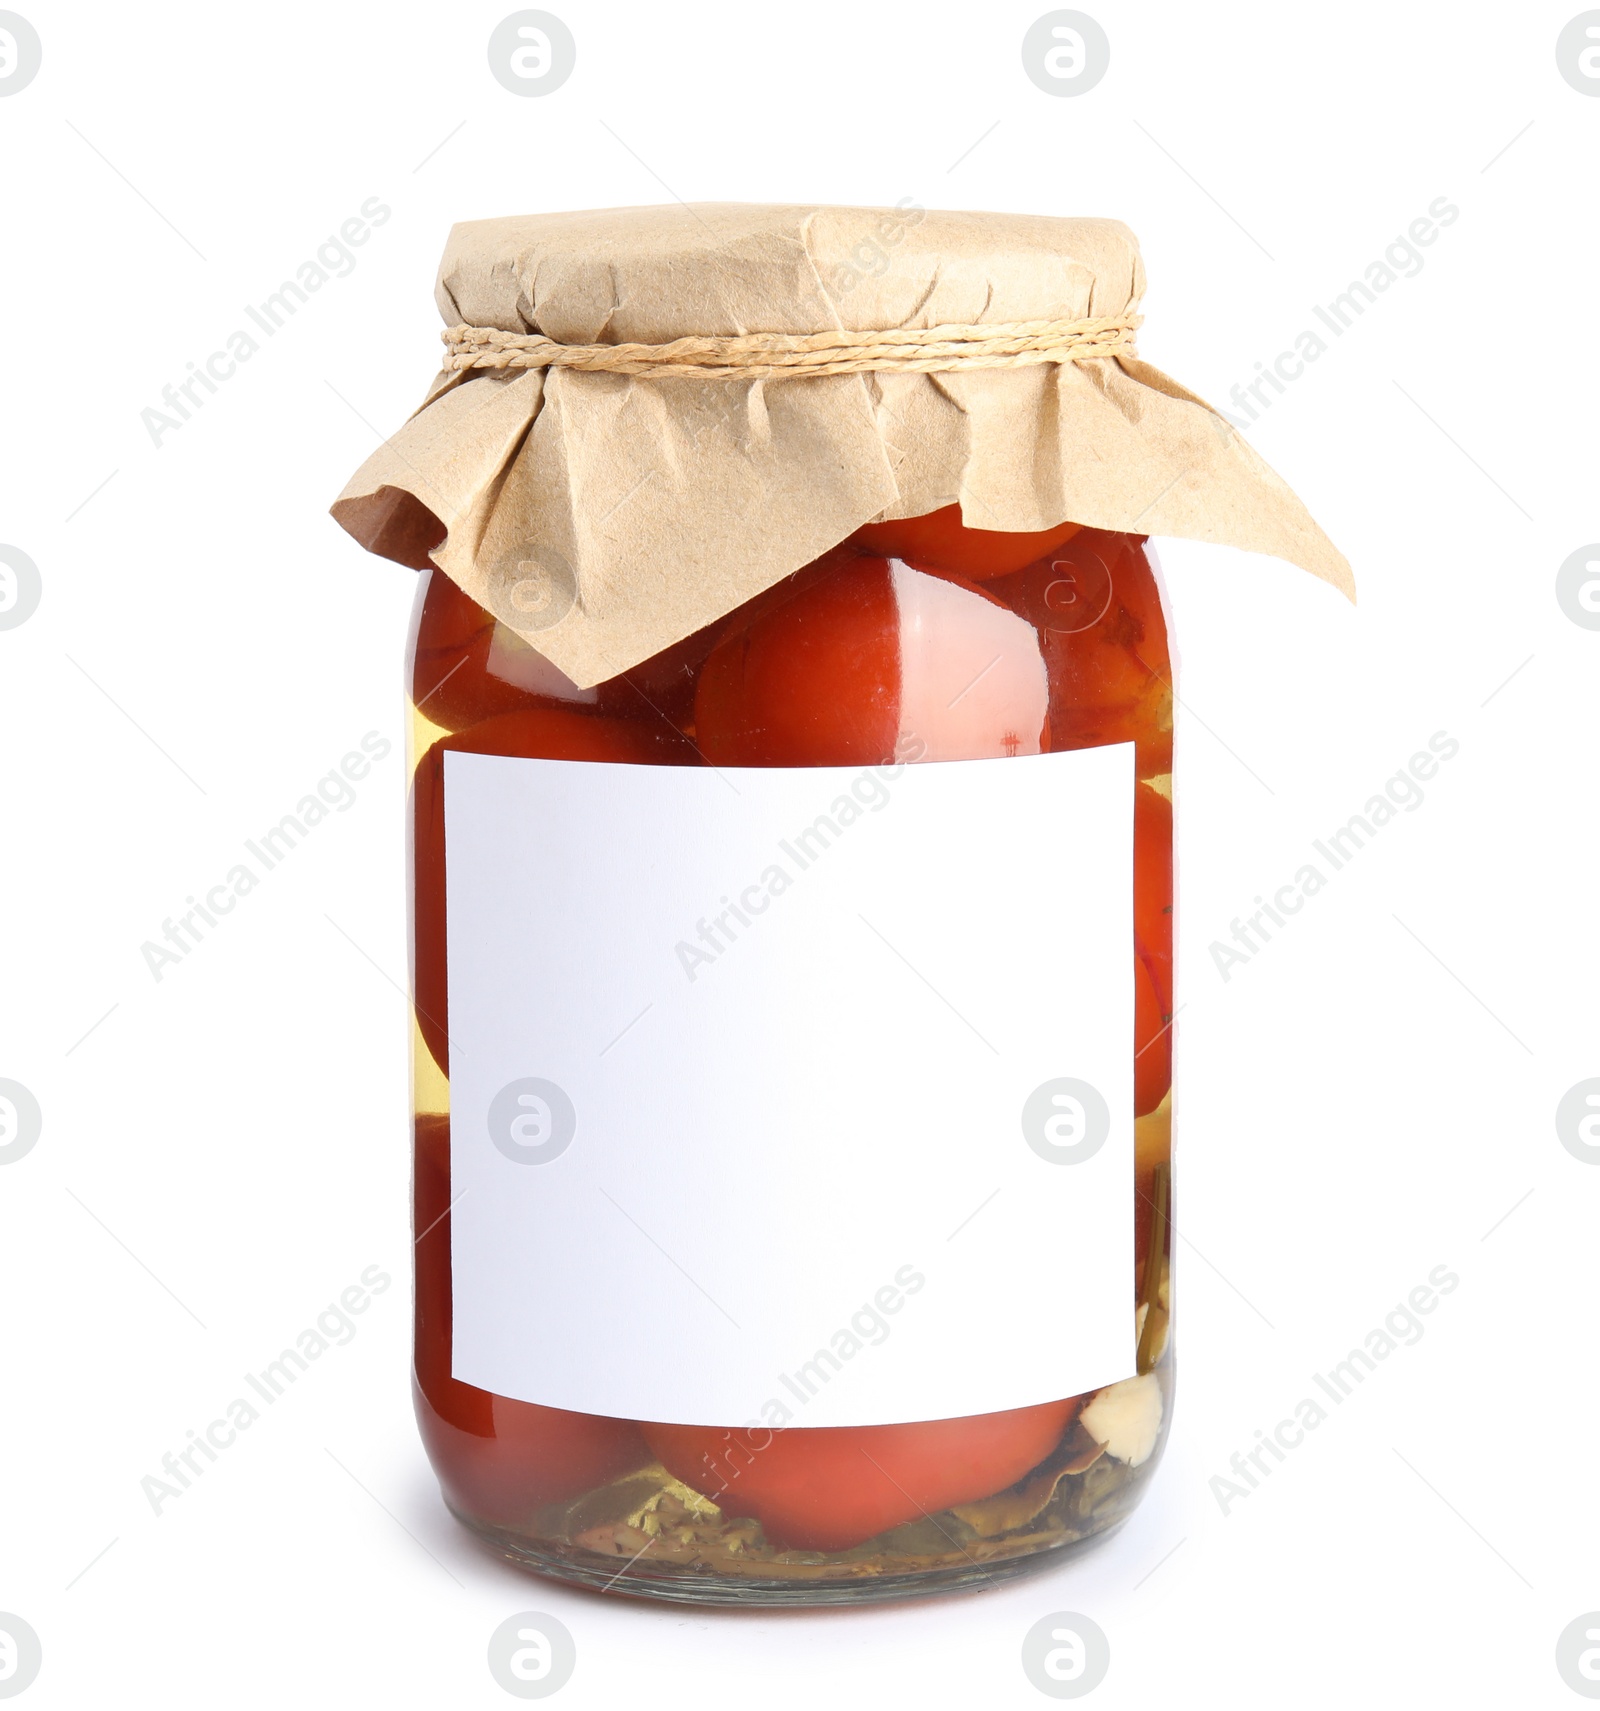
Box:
332 203 1349 686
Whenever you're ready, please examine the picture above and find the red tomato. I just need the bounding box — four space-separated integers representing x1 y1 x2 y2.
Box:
641 1398 1080 1551
412 1114 650 1518
1134 781 1174 1117
991 530 1172 770
418 1397 651 1524
695 555 901 765
695 554 1049 765
604 621 724 735
412 566 492 659
411 709 696 1076
1131 778 1173 1118
848 504 1082 580
411 570 603 731
1134 782 1173 1004
1134 947 1171 1117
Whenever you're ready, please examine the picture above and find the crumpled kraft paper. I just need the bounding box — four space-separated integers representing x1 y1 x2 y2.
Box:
331 203 1350 688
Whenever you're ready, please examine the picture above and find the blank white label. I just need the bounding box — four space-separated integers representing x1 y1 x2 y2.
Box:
446 744 1135 1427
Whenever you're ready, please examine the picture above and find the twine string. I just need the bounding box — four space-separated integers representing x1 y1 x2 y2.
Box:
441 313 1141 381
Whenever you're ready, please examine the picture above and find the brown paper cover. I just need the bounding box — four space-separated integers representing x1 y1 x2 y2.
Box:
331 203 1350 687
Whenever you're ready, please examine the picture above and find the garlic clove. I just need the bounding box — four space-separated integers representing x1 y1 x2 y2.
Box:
1081 1372 1163 1467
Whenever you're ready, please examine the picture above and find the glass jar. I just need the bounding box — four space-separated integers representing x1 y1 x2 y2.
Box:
407 507 1175 1604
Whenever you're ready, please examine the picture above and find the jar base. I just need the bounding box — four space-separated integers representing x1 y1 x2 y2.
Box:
451 1503 1131 1608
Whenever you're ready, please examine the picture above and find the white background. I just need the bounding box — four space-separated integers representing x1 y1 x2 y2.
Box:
0 1 1595 1705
